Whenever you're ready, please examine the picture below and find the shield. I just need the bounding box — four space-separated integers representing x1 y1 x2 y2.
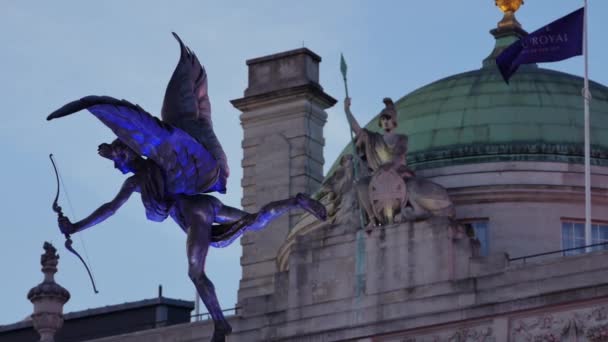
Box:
369 167 408 225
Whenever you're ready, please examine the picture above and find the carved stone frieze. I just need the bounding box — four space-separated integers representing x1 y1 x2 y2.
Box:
377 324 495 342
510 304 608 341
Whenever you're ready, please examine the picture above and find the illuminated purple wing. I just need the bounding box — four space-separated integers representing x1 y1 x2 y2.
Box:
47 95 223 195
161 33 228 193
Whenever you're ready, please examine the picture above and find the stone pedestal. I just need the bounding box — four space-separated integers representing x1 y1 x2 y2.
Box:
281 218 476 315
366 218 474 293
27 242 70 342
231 48 336 305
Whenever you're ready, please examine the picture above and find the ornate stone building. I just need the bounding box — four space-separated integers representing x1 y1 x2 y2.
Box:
5 2 608 341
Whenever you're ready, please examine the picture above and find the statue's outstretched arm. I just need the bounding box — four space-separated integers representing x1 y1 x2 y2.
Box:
67 176 139 234
344 97 362 135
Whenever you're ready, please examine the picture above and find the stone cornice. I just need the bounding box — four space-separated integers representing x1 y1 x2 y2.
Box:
245 47 321 65
449 184 608 206
409 142 608 170
239 102 328 127
231 83 337 112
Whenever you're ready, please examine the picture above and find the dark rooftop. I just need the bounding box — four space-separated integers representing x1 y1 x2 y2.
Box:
0 296 194 342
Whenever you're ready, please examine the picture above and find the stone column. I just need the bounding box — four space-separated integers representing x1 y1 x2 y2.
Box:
27 242 70 342
231 48 336 305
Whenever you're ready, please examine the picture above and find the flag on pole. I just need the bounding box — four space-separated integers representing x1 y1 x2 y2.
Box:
496 7 584 83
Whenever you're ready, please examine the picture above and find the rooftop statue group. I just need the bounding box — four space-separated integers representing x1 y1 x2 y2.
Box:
317 96 454 230
47 33 327 342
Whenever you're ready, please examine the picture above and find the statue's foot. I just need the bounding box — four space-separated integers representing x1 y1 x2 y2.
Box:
210 331 225 342
296 193 328 221
210 322 232 342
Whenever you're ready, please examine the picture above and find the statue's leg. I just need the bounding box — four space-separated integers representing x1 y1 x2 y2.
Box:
295 193 328 221
247 193 326 231
409 200 429 221
210 194 326 247
186 220 231 341
220 193 327 237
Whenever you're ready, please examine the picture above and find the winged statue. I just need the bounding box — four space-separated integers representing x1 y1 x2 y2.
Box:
47 33 327 342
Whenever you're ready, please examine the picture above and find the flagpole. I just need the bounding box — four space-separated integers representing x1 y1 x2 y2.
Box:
583 0 592 250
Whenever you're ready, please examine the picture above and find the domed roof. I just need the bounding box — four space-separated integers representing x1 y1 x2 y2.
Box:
395 65 608 169
328 20 608 174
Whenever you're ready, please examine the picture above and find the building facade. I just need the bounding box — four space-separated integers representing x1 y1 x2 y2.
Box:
6 3 608 342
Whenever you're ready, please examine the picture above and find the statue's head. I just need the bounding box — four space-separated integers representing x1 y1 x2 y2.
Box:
98 139 140 174
377 98 397 133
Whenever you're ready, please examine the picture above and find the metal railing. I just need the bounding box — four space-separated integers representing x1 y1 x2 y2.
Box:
508 241 608 264
191 307 240 322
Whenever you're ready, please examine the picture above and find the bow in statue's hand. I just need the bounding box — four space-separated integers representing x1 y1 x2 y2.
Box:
58 215 76 235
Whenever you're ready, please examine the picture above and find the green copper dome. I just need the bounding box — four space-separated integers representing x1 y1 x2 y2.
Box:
393 65 608 169
327 21 608 175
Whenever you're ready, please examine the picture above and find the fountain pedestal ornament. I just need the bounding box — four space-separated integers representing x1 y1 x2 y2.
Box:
27 242 71 342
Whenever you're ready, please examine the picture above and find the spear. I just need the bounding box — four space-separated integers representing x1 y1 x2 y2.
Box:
340 53 358 170
340 54 365 232
341 54 367 299
340 53 350 99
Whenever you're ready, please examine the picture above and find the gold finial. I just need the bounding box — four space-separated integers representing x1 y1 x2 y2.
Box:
496 0 523 14
495 0 524 29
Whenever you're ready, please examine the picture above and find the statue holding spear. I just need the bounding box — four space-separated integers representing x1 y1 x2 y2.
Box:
339 54 416 228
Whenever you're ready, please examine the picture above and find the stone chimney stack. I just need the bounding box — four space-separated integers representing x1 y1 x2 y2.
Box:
231 48 336 304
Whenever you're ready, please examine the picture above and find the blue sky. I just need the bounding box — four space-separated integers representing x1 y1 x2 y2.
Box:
1 1 607 325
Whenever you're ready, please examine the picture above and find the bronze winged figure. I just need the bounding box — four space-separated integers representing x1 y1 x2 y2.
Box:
47 33 327 341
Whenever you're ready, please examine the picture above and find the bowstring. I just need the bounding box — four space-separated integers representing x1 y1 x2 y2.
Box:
54 156 97 285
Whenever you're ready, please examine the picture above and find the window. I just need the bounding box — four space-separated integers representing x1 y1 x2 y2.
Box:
591 224 608 251
463 220 489 257
561 221 608 256
561 221 585 256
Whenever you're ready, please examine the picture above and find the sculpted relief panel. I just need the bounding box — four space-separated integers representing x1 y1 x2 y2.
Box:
377 324 495 342
370 303 608 341
510 305 608 342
